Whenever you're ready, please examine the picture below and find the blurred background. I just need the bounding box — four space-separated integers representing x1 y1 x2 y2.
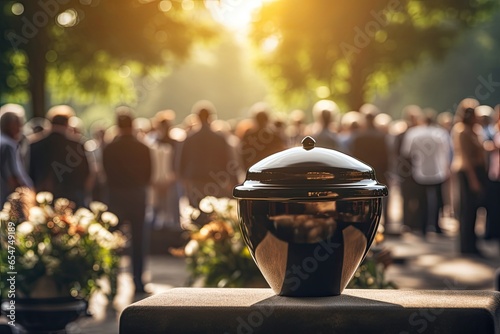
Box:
1 2 500 332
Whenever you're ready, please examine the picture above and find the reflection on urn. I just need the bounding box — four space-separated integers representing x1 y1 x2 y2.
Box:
234 137 387 297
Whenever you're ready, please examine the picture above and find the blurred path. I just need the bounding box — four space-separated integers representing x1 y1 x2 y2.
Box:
384 218 500 291
70 255 188 333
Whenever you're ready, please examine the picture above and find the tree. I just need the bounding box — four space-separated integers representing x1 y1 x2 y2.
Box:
374 10 500 116
250 0 498 110
0 0 215 117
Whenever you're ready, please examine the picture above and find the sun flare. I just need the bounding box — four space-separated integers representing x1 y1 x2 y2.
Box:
205 0 271 32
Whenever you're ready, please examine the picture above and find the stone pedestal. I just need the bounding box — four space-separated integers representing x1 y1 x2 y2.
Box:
120 288 500 334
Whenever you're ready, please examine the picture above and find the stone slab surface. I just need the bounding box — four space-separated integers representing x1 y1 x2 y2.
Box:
120 288 500 334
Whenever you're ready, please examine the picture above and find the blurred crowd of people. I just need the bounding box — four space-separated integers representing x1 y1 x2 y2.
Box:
1 97 499 290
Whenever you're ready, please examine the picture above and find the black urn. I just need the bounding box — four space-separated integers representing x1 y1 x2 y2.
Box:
233 136 388 297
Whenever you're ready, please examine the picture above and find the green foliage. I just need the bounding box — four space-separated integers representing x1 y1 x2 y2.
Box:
250 0 499 109
0 0 216 111
375 10 500 116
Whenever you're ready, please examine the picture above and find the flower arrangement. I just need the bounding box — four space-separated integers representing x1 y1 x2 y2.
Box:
0 188 125 300
172 196 266 288
175 196 395 290
347 228 397 289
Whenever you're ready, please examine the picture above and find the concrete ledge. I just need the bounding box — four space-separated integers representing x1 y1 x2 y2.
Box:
120 288 500 334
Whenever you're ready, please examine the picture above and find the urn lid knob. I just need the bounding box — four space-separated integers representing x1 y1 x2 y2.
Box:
301 136 315 150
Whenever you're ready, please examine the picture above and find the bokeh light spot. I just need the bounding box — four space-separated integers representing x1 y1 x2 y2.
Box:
262 36 279 53
57 9 78 27
375 30 388 43
155 30 168 42
45 50 58 63
316 86 331 99
6 75 18 88
11 3 24 15
159 0 172 12
84 139 98 152
118 65 131 78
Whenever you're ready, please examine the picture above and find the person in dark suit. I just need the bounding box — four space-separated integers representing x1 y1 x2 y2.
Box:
350 105 390 226
240 102 287 170
178 100 236 210
103 108 152 293
29 105 90 208
451 101 487 255
310 99 341 151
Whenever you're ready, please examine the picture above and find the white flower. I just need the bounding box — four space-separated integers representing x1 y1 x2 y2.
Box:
181 205 194 218
17 221 34 236
74 208 93 219
94 228 118 248
74 208 94 228
191 208 201 220
0 210 10 222
87 222 124 248
199 196 216 213
182 205 200 220
37 242 46 255
88 223 104 236
89 201 108 214
79 216 93 229
42 205 54 218
20 250 39 269
35 192 53 204
184 239 199 257
101 212 119 227
54 198 70 209
29 207 46 225
2 202 11 212
41 240 52 254
213 197 230 214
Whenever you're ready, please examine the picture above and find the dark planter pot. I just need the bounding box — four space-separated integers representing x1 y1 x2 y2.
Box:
1 297 87 334
233 137 387 297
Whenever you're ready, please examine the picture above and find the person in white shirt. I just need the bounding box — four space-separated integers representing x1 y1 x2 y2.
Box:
401 109 452 237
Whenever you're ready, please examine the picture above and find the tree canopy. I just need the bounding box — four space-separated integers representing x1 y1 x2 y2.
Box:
375 10 500 116
0 0 215 117
250 0 498 111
